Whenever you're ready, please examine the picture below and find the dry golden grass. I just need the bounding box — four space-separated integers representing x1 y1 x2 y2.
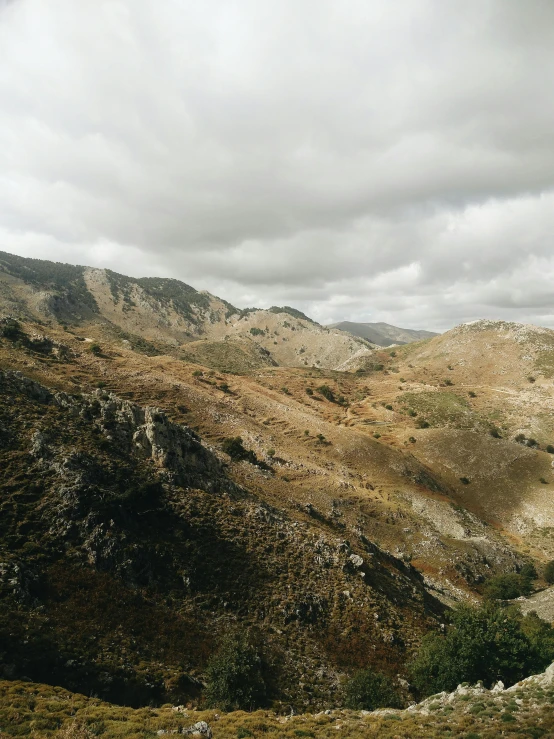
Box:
2 679 554 739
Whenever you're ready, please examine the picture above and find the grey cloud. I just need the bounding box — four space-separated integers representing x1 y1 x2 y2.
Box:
0 0 554 331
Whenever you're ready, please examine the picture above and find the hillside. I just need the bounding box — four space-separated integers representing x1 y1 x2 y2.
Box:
0 251 375 371
328 321 438 347
2 254 554 720
0 366 443 709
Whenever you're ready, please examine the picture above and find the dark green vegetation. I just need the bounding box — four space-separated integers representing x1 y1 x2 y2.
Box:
268 306 316 324
0 250 98 313
344 670 403 710
483 573 534 600
105 270 221 323
221 436 267 468
408 603 554 696
0 370 442 711
204 632 269 711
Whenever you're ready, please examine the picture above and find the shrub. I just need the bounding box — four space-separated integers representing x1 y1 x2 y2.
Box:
409 437 416 444
489 427 502 439
305 387 313 395
468 391 477 398
316 433 326 443
219 383 230 393
385 404 393 411
204 632 267 711
483 573 533 600
0 317 23 340
221 437 258 465
544 561 554 584
528 376 536 383
443 378 454 386
546 445 554 454
317 385 335 402
89 343 102 356
408 602 553 696
459 477 470 485
415 418 430 429
249 327 265 336
344 669 402 710
192 370 203 377
519 563 537 580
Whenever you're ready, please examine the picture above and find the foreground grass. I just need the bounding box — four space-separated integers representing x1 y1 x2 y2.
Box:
1 679 554 739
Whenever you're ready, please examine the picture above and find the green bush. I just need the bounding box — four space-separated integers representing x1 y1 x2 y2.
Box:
0 317 23 340
544 561 554 585
317 385 335 402
520 563 537 580
204 633 267 711
249 327 265 337
221 437 258 465
408 603 554 696
344 670 402 710
483 573 533 600
89 343 102 356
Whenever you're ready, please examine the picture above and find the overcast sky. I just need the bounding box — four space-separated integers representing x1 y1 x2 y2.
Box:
1 0 554 330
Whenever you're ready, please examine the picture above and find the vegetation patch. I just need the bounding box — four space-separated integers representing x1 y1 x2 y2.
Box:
399 391 482 429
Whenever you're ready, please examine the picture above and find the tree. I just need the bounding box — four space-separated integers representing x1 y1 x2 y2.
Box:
204 633 267 711
344 670 402 710
483 573 533 601
408 603 550 696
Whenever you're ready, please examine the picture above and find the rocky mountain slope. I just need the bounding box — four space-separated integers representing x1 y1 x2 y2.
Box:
0 367 442 709
328 321 438 347
0 251 375 371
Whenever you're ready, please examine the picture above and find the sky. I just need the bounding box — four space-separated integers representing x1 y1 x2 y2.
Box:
1 0 554 331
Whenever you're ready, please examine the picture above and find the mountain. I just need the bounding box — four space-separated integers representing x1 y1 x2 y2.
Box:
327 320 439 347
2 251 554 717
0 250 375 371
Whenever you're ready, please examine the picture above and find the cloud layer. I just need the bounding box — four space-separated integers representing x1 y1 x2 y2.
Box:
1 0 553 330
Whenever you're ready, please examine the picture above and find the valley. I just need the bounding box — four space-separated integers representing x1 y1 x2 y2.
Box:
1 252 554 733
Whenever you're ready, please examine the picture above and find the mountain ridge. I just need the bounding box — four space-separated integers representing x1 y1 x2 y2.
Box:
327 320 439 347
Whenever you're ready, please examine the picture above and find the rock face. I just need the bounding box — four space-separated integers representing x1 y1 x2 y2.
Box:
3 370 228 492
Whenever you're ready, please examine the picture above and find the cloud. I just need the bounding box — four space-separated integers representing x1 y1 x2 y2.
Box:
0 0 553 331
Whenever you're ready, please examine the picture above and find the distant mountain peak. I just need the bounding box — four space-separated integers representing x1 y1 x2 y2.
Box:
327 320 438 347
